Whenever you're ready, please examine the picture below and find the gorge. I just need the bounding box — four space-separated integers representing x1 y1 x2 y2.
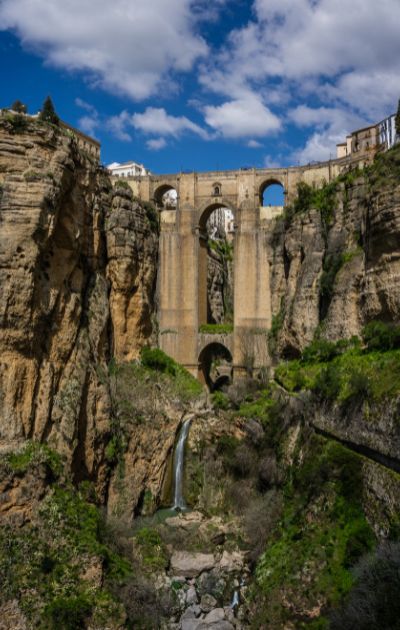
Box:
0 111 400 629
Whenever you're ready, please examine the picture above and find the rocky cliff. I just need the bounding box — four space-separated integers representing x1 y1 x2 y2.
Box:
267 152 400 356
0 116 158 497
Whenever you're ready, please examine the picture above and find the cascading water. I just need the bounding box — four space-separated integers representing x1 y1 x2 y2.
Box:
172 418 192 510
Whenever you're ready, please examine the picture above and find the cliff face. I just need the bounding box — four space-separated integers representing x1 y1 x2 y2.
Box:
0 118 158 495
268 156 400 356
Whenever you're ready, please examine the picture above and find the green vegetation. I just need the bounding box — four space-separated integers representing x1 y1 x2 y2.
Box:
1 110 28 133
113 179 131 190
134 527 168 572
10 100 27 113
274 327 400 405
39 96 59 125
362 320 400 351
1 441 63 477
211 390 230 410
142 200 159 233
284 180 338 235
198 322 233 334
208 238 234 262
0 447 129 629
330 542 400 629
253 437 375 628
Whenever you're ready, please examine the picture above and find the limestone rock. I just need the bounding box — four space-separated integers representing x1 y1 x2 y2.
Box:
170 551 215 578
219 551 245 573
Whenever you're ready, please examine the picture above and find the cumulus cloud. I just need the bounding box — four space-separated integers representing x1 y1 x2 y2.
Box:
199 0 400 152
132 107 209 139
146 137 167 150
105 111 133 142
289 106 365 163
203 96 280 138
0 0 208 100
78 114 99 138
248 140 263 148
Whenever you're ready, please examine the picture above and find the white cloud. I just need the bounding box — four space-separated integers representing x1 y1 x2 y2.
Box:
198 0 400 151
289 106 365 164
78 115 99 138
132 107 209 139
146 137 167 150
248 140 262 148
203 96 280 138
105 111 132 142
75 97 97 114
0 0 209 100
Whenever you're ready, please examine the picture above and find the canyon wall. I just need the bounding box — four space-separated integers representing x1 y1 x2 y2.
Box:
267 160 400 356
0 117 158 497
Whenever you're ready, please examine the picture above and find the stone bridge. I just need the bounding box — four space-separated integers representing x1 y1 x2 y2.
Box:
113 157 353 384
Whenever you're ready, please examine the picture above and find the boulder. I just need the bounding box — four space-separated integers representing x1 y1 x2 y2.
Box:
200 593 218 613
219 551 245 573
171 551 215 578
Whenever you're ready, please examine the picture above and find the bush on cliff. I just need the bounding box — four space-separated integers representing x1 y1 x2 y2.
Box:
362 320 400 352
329 542 400 630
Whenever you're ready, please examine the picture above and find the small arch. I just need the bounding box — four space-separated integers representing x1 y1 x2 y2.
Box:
198 342 232 391
212 182 221 196
259 179 285 207
154 183 178 209
198 200 235 231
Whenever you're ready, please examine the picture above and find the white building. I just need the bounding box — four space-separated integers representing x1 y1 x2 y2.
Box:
378 114 397 151
107 161 150 177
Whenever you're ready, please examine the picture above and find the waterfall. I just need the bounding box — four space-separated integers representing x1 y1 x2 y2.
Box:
172 418 192 510
230 589 240 610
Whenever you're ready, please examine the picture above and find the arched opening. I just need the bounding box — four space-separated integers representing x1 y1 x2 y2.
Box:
198 343 232 391
260 180 285 208
154 184 178 210
198 204 235 327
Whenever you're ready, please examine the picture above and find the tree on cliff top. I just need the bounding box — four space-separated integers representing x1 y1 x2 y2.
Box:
10 100 27 114
396 99 400 138
39 96 59 125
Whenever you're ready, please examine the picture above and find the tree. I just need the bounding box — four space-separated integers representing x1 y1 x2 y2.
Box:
10 100 27 114
39 96 59 125
396 99 400 138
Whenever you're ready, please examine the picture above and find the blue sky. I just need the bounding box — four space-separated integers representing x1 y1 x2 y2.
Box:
1 0 399 174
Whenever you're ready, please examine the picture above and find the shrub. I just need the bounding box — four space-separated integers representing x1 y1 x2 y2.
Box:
2 111 28 133
342 369 371 407
143 201 159 233
302 338 341 363
134 527 168 572
10 100 27 113
311 363 341 401
43 594 92 629
319 253 345 319
140 347 178 376
362 320 400 352
211 390 230 410
329 543 400 630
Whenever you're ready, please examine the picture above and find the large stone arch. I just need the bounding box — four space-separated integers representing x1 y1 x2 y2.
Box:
197 198 237 230
153 182 178 209
258 178 285 206
197 199 236 327
198 342 233 390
